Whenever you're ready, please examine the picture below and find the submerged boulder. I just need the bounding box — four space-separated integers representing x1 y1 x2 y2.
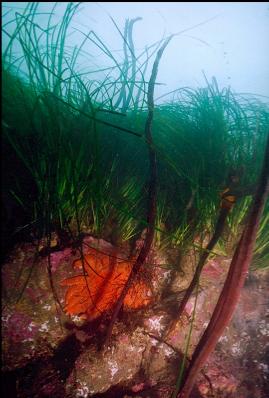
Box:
1 236 269 397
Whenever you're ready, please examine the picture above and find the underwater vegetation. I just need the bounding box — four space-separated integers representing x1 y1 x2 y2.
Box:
2 2 269 398
177 134 269 397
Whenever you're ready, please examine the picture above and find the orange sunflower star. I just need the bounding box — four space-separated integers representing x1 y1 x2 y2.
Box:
60 247 152 319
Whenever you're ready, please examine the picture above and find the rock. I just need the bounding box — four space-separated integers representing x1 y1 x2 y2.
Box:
66 327 148 396
2 238 269 398
1 238 121 371
1 242 68 370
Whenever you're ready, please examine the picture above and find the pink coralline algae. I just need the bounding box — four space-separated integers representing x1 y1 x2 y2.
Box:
131 382 147 392
202 260 224 280
184 298 196 317
6 312 38 343
50 248 73 272
25 287 42 303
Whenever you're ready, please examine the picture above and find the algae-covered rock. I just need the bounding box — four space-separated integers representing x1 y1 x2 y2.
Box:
1 242 75 370
66 327 148 396
2 237 268 398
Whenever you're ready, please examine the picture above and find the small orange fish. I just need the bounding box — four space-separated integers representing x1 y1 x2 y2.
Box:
60 247 151 319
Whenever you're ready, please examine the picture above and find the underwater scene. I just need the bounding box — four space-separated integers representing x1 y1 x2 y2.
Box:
1 2 269 398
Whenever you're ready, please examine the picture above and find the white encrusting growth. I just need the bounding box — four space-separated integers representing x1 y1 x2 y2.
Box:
39 321 49 332
148 315 164 333
76 382 89 398
108 360 119 377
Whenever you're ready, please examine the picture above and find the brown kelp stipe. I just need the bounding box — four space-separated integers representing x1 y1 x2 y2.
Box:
165 170 254 339
165 206 230 339
177 132 269 398
164 185 229 337
104 35 173 348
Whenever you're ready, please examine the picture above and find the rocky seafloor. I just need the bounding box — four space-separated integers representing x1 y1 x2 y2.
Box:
2 235 269 397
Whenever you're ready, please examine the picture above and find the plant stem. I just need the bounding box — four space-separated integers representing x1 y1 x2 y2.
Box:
104 36 173 347
165 206 230 338
178 132 269 398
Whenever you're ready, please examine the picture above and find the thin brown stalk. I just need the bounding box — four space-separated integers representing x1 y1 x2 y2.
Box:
165 206 230 338
165 171 254 339
178 132 269 398
104 35 173 347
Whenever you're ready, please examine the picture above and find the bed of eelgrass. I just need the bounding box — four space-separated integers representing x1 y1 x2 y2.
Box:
2 2 269 268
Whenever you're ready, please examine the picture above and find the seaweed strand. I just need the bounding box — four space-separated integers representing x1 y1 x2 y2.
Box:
165 170 253 338
104 35 173 347
178 132 269 397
